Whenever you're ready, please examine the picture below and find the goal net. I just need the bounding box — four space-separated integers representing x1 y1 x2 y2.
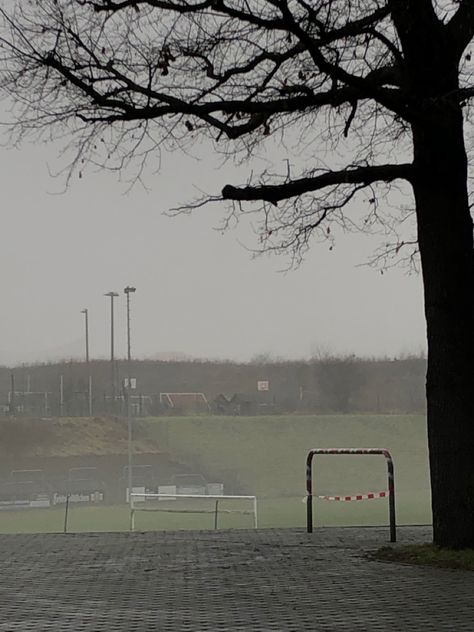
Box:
130 492 257 531
159 392 209 413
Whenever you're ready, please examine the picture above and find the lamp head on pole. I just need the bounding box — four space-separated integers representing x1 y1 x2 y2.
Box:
124 286 136 295
104 291 119 298
81 308 88 314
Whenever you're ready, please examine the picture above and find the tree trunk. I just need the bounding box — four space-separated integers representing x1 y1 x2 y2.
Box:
413 104 474 548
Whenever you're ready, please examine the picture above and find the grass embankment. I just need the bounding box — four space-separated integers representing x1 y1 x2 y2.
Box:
374 545 474 571
0 416 162 457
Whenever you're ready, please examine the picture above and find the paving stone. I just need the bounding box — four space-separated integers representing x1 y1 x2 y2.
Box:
0 527 472 630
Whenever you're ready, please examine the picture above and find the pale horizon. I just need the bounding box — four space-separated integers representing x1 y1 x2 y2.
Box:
0 135 426 367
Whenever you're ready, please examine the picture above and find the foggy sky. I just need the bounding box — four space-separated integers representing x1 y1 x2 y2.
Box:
0 140 426 366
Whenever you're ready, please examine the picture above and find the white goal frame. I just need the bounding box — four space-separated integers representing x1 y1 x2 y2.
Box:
159 392 208 408
130 492 258 531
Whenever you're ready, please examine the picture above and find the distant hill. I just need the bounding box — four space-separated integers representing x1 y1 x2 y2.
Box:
0 355 427 416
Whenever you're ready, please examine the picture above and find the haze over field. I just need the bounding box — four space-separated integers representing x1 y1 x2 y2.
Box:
0 140 426 366
0 414 431 532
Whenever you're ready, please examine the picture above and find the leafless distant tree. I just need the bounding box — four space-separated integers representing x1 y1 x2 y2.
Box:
314 354 365 413
1 0 474 548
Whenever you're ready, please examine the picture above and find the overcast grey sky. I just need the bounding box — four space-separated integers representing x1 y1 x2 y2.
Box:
0 137 426 366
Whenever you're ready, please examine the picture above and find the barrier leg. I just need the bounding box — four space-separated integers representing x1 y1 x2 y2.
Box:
306 453 313 533
386 456 397 543
63 494 70 534
214 500 219 530
307 495 313 533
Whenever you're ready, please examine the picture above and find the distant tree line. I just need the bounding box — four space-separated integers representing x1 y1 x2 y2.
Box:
0 354 426 417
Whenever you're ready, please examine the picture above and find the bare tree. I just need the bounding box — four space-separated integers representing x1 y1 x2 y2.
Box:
314 353 365 413
1 0 474 547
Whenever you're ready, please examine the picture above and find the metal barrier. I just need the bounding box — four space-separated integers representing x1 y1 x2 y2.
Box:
306 448 396 542
130 493 258 531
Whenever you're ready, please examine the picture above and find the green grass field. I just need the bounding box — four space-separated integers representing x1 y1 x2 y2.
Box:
0 491 429 534
0 414 432 533
144 413 431 524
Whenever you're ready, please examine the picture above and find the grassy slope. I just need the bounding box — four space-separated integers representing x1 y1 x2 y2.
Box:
0 416 162 457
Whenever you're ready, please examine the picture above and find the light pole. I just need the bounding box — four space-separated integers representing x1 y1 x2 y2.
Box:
81 308 92 416
104 292 119 410
81 308 89 364
124 285 136 515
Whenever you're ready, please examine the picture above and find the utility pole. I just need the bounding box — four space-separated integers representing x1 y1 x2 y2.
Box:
104 292 119 411
81 308 89 364
81 308 93 416
60 375 64 417
9 373 15 416
124 285 136 514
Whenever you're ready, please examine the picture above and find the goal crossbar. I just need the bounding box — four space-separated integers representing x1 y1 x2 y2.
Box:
130 493 258 531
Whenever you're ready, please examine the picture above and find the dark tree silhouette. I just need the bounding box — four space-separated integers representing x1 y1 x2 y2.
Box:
1 0 474 547
316 354 365 414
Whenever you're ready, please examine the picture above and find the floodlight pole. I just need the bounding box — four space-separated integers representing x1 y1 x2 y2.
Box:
124 285 136 513
104 292 119 410
81 308 89 364
81 308 93 416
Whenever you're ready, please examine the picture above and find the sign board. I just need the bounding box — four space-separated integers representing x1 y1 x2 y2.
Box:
123 377 137 390
257 380 269 392
53 492 104 505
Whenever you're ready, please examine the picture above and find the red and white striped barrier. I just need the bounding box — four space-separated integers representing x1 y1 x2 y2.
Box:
318 491 388 501
306 448 396 542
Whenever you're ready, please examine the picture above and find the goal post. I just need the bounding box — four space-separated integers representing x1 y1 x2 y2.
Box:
159 392 209 410
130 493 258 531
306 448 396 542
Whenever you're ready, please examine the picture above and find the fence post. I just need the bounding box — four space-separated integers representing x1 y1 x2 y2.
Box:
63 494 70 534
214 500 219 530
130 494 135 532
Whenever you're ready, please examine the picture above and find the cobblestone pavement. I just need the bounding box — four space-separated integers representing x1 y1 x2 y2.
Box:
0 526 473 631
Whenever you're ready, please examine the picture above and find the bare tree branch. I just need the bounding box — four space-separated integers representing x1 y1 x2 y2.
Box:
81 0 213 13
222 163 413 204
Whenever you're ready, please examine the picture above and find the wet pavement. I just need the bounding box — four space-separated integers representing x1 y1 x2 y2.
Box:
0 526 472 631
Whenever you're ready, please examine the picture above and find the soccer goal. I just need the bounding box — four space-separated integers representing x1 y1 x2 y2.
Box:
130 492 258 531
305 448 396 542
159 392 209 411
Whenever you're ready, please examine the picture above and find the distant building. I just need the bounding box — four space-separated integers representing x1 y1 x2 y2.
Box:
212 393 256 415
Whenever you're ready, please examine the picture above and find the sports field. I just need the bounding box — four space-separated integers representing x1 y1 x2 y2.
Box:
0 414 431 533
